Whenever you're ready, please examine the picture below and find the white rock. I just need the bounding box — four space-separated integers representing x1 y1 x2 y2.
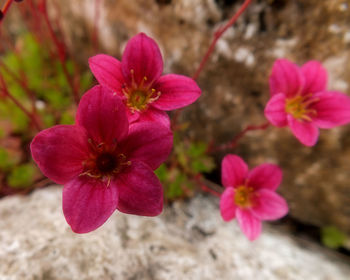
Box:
0 186 349 280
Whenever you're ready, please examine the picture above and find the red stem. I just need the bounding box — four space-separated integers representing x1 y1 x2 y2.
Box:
39 0 80 105
209 121 270 153
0 74 41 131
172 0 252 129
192 0 252 80
0 0 14 23
0 61 38 114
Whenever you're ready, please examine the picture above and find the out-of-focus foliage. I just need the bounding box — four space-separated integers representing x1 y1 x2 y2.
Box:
0 33 93 191
155 131 215 200
321 226 347 249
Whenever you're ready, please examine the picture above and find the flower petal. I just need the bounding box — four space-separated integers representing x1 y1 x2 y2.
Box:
221 154 248 188
220 187 237 222
301 60 327 94
312 91 350 129
121 122 173 170
115 161 163 216
76 85 129 144
88 54 124 92
247 164 282 191
62 176 118 233
264 93 288 127
251 189 288 221
287 115 319 146
236 208 262 241
31 125 89 185
122 33 163 86
152 74 201 111
269 59 304 98
137 108 171 128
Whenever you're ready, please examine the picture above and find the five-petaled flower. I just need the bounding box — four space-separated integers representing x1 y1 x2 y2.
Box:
220 154 288 241
264 59 350 146
31 85 173 233
88 33 201 128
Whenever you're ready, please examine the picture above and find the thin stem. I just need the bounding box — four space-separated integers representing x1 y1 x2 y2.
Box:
0 60 37 114
209 121 270 153
172 0 253 129
0 74 41 131
192 0 252 80
194 175 222 197
0 0 14 24
39 0 80 105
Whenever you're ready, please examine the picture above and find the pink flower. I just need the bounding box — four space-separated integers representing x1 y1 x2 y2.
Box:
31 85 173 233
264 59 350 146
220 154 288 241
88 33 201 127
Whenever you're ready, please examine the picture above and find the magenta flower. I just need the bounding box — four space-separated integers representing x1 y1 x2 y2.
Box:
88 33 201 127
220 154 288 241
31 85 173 233
264 59 350 146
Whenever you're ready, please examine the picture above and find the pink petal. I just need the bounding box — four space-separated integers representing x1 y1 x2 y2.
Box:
221 154 248 188
88 54 124 92
62 176 118 233
236 208 262 241
126 108 141 124
220 187 237 222
76 85 129 145
247 164 283 191
287 115 319 146
312 91 350 129
120 122 173 170
251 189 288 221
115 161 163 216
136 108 171 128
152 74 201 111
269 59 304 98
301 60 327 94
31 125 89 185
122 33 163 86
264 93 288 127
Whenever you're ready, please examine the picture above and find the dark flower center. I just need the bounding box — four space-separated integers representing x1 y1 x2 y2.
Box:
96 153 117 173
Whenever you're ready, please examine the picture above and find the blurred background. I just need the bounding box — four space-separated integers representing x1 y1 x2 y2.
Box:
0 0 350 279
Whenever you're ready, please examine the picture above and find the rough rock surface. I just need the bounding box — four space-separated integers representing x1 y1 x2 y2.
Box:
46 0 350 233
0 186 349 280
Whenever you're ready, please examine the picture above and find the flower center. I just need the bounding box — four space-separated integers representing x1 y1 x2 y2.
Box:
80 139 131 185
96 153 117 173
285 94 319 122
122 69 161 113
234 185 254 208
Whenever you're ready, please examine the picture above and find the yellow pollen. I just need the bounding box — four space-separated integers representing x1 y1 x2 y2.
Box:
122 72 162 112
234 185 254 208
285 94 319 121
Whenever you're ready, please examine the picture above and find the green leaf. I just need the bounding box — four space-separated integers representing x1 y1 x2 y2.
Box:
188 142 207 158
0 148 14 170
166 172 186 199
155 164 168 182
321 226 347 249
7 163 37 188
60 111 74 125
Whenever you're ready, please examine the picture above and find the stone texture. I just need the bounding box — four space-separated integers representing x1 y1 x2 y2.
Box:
44 0 350 233
0 186 349 280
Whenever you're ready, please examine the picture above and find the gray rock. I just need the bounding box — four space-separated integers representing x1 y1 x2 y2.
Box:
0 186 349 280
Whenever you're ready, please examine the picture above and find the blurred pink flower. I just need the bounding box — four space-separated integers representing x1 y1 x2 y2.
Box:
264 59 350 146
89 33 201 128
220 154 288 241
31 85 173 233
